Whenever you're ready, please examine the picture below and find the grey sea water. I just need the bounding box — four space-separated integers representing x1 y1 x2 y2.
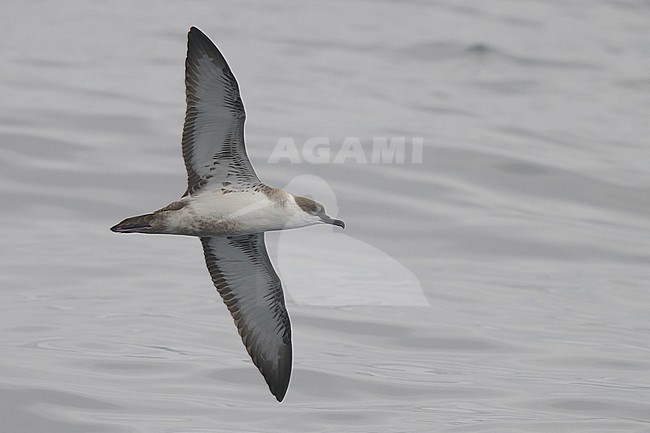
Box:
2 1 650 431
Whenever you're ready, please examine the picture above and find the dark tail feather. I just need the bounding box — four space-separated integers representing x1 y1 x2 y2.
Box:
110 213 156 234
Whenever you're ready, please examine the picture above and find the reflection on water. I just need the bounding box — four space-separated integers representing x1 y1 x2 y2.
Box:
2 0 650 431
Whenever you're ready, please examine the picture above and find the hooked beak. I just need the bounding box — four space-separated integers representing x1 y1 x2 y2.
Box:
320 215 345 229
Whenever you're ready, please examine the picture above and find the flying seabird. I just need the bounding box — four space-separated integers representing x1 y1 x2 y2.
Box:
111 26 345 402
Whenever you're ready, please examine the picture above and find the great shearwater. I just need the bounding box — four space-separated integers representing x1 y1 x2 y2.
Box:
111 27 344 402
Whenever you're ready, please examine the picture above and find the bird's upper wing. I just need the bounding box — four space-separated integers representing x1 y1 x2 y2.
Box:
182 27 259 196
200 234 292 401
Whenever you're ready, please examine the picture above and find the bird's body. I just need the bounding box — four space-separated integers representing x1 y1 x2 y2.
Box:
111 27 344 402
116 186 319 237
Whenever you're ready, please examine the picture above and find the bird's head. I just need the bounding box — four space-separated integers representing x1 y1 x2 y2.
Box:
293 196 345 229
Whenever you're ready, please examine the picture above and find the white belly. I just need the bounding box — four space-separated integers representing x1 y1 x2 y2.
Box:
165 190 300 236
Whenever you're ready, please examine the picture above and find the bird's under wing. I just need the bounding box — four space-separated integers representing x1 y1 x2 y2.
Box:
200 234 292 401
182 27 260 196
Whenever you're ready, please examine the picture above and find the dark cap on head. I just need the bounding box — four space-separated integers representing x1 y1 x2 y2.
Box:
294 196 345 229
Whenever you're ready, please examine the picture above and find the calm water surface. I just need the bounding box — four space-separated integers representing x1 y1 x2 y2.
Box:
2 1 650 432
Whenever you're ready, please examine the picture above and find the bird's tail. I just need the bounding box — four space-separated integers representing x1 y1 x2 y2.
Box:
110 213 157 234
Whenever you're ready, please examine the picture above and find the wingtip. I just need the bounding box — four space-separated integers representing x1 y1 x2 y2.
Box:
258 343 293 402
186 26 229 69
187 26 208 44
271 385 288 402
270 376 290 402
